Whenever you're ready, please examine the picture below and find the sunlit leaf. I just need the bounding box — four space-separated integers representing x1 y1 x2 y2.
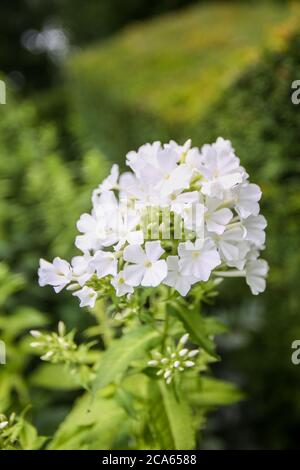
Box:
93 326 160 392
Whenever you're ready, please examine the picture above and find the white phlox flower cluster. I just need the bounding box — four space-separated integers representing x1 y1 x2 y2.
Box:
30 321 77 362
38 138 268 307
148 333 199 384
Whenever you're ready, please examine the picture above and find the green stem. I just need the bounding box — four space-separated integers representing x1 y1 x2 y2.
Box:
161 298 170 353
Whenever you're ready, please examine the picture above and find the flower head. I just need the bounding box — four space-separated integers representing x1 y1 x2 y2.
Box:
38 137 268 306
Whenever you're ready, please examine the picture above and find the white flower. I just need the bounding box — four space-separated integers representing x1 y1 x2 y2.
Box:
90 250 118 278
77 176 144 254
242 214 267 246
137 146 192 196
93 164 119 198
38 257 72 293
126 141 161 178
200 137 244 198
169 191 200 215
111 271 134 297
178 239 221 281
119 172 139 199
185 147 204 173
160 163 193 197
123 241 167 287
214 226 248 269
226 241 250 270
75 212 104 252
246 245 261 261
245 259 269 295
205 197 233 235
110 211 144 250
71 253 94 286
234 183 262 218
165 139 192 159
159 166 192 199
163 255 197 296
77 192 137 251
73 286 97 308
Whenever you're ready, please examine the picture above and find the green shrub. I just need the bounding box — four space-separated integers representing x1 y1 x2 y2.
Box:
0 97 109 314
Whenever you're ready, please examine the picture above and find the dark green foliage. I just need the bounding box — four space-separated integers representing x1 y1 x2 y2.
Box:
0 0 56 92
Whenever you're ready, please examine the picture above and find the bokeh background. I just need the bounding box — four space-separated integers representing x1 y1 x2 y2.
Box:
1 0 300 449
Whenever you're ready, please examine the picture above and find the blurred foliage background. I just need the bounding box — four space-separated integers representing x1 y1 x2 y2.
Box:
0 0 300 449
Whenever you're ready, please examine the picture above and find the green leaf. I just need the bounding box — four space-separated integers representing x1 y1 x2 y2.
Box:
0 307 48 341
185 376 244 407
30 363 80 391
115 387 137 419
168 303 218 358
49 391 127 450
19 421 47 450
204 317 228 336
148 380 196 450
0 263 24 306
93 326 160 392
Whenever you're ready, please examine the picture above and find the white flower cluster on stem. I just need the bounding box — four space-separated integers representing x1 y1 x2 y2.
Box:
38 138 268 307
148 333 199 384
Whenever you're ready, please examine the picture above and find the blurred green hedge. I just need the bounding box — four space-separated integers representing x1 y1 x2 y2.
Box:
65 1 299 163
0 96 110 434
200 34 300 450
0 97 108 322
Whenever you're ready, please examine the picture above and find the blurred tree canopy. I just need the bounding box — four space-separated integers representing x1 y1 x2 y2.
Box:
54 0 199 45
0 0 198 92
0 0 55 91
65 1 297 163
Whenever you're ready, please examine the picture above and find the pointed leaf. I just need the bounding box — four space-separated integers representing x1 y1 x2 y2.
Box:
93 326 160 392
148 380 195 450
